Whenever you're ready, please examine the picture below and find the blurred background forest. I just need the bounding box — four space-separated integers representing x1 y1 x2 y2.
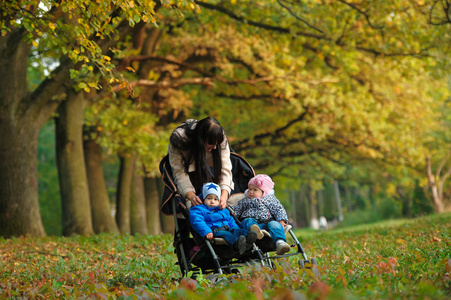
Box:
1 0 451 238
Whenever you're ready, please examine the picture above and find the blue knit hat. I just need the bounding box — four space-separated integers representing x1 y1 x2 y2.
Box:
200 182 221 201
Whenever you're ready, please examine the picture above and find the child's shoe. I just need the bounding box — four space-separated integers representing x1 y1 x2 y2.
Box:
250 224 264 239
234 235 247 255
245 231 257 250
246 231 258 244
276 240 290 255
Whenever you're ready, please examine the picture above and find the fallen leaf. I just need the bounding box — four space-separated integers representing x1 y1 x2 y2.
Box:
178 278 196 291
432 236 442 242
309 281 331 300
445 259 451 273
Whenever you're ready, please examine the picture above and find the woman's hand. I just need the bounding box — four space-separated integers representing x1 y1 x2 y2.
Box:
218 190 229 209
205 232 213 240
186 191 202 206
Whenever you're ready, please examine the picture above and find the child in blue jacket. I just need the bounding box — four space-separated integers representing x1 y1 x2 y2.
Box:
189 182 257 255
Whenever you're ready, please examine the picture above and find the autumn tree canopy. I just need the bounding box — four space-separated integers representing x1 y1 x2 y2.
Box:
1 0 451 237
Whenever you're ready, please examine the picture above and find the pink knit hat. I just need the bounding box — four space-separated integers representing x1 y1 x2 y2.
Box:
248 174 274 197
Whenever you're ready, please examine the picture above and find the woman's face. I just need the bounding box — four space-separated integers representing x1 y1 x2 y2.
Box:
204 142 217 152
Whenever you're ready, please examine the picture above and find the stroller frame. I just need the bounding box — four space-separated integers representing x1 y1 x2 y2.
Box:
159 152 317 278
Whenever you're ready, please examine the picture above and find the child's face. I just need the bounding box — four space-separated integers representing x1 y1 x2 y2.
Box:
248 184 264 198
204 194 219 207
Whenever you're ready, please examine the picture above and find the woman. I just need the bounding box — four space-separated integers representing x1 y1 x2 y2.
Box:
168 117 233 209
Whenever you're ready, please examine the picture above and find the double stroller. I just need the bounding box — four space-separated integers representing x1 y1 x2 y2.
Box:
159 152 318 278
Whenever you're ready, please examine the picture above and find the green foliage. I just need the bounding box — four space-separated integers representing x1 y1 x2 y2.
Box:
83 96 170 176
1 0 161 86
337 200 402 229
4 0 451 238
375 198 403 220
412 181 435 217
1 213 450 299
171 1 451 206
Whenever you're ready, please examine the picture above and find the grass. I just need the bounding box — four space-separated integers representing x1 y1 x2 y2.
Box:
0 212 450 299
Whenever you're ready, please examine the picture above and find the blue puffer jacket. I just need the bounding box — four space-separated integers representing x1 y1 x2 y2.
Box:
189 204 239 238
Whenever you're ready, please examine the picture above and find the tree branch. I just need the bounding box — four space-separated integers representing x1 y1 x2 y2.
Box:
195 0 291 34
276 0 324 34
113 77 214 92
435 151 450 178
88 77 214 103
337 0 384 30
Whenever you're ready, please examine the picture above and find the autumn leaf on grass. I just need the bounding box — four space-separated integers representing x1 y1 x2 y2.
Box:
308 281 331 300
375 257 398 275
178 278 196 291
432 236 442 243
439 258 451 273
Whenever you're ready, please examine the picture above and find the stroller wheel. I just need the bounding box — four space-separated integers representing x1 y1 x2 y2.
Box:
207 273 228 285
298 259 305 269
299 258 321 280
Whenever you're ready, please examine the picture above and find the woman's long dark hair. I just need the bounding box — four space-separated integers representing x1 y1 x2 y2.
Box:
170 116 226 193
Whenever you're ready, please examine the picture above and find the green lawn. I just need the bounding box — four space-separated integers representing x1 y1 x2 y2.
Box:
1 212 450 299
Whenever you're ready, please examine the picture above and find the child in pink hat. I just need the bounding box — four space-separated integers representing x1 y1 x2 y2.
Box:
230 174 291 255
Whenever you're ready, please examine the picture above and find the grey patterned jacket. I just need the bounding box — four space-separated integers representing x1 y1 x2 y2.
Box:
230 192 288 223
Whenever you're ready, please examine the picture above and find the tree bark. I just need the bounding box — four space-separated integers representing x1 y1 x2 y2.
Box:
289 189 297 227
0 113 47 237
333 180 344 222
299 183 309 228
116 154 136 234
397 186 412 218
308 183 319 229
56 91 94 236
84 138 120 234
426 155 445 213
0 31 72 237
144 176 162 235
344 185 352 212
317 189 324 217
155 176 174 233
130 165 148 235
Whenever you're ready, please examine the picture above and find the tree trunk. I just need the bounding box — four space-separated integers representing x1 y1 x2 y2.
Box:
160 214 175 234
317 189 324 217
426 155 445 213
397 186 413 218
289 189 297 227
333 180 344 222
116 154 136 234
130 165 148 235
368 185 375 209
144 176 162 235
84 138 120 234
154 176 174 233
56 91 94 236
0 30 70 238
0 114 47 237
308 184 319 229
300 183 309 228
344 185 351 212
